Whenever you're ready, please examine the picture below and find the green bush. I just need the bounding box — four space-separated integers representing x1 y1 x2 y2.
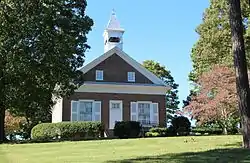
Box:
177 127 189 136
31 121 104 141
145 131 160 137
171 116 191 136
114 121 141 138
166 126 176 136
191 127 223 135
146 127 168 137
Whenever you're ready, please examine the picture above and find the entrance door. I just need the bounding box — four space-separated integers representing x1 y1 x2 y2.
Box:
109 100 123 129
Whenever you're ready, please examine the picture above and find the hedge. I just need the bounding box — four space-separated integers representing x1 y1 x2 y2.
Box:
145 127 172 137
31 121 104 141
192 127 239 135
114 121 141 138
191 127 223 135
146 127 168 137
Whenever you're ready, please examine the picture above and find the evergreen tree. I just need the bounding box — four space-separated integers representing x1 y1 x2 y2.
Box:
143 60 180 121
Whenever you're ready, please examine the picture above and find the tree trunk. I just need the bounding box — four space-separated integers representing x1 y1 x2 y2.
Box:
0 106 6 144
228 0 250 148
223 127 228 135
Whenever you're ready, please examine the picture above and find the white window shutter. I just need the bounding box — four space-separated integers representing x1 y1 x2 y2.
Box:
93 101 101 121
71 101 78 121
130 102 138 121
152 103 159 125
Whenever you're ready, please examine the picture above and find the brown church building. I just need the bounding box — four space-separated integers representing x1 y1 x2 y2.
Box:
52 11 170 134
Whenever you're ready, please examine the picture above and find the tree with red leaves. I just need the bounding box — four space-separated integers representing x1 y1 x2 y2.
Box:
5 111 26 140
184 65 238 134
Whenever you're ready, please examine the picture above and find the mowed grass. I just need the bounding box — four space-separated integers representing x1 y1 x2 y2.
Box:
0 135 249 163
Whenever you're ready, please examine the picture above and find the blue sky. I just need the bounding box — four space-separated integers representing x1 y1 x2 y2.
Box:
84 1 209 108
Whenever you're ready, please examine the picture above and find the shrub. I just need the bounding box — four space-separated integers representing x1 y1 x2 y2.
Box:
5 111 26 136
228 128 239 135
145 127 168 137
177 127 189 136
145 131 160 137
191 127 223 135
114 121 141 138
31 121 104 141
171 116 191 136
166 126 176 136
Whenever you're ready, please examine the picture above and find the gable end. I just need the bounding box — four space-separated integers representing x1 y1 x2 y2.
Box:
81 47 167 86
84 53 153 84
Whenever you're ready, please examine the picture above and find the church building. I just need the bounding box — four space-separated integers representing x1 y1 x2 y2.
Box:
52 11 170 135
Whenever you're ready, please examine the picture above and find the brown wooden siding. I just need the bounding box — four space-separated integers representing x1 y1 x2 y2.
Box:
84 53 153 84
62 92 166 129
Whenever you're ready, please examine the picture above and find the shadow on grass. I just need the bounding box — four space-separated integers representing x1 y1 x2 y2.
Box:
222 141 242 147
106 148 250 163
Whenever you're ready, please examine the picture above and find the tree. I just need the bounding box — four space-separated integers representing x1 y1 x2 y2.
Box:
142 60 180 121
189 0 250 82
5 111 26 140
184 65 238 134
170 116 191 136
0 0 93 143
228 0 250 148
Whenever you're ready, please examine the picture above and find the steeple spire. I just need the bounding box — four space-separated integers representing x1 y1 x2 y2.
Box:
103 10 125 53
112 8 115 15
106 9 124 31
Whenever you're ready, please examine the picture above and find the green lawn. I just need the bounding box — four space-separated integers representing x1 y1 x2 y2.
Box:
0 135 249 163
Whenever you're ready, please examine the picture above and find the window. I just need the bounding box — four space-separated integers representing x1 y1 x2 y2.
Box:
108 37 120 43
111 103 120 109
79 101 93 121
96 70 103 81
138 103 151 125
71 100 101 122
130 102 159 126
127 72 135 82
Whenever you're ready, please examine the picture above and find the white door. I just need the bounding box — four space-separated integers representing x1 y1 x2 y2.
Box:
109 100 123 129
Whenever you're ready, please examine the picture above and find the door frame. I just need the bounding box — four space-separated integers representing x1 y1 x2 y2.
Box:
109 100 123 129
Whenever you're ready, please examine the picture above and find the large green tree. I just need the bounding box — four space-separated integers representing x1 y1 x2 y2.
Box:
0 0 93 143
185 0 250 132
189 0 250 82
143 60 180 121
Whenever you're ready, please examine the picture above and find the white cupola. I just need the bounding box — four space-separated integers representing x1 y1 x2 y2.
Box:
103 10 125 53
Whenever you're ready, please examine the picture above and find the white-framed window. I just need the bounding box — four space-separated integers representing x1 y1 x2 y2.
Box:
130 101 159 126
127 72 135 82
111 102 120 109
71 100 101 122
96 70 103 81
138 103 151 125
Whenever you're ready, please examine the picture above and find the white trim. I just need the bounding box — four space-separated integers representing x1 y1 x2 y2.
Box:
130 102 138 121
152 103 159 125
109 100 123 129
79 99 95 102
80 47 167 86
75 83 168 95
109 100 123 104
137 101 152 104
